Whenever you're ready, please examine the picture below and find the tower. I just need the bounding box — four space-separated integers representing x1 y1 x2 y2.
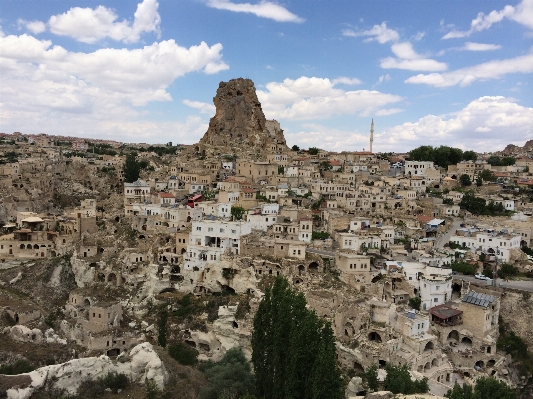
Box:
369 119 374 153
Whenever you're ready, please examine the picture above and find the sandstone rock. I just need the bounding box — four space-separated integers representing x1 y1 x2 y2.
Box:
345 376 364 397
6 342 167 399
365 392 394 399
3 325 42 343
198 78 287 156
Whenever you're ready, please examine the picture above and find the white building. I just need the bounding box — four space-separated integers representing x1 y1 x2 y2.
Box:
184 219 252 270
450 229 521 262
405 161 436 177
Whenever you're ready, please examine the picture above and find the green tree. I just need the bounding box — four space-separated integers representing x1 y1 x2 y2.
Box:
363 364 379 392
409 145 434 162
445 377 516 399
278 165 284 175
157 308 168 348
476 176 483 186
231 206 246 221
251 277 343 399
445 382 474 399
459 191 487 215
459 174 472 186
384 364 429 395
123 152 140 183
308 147 319 155
408 296 421 311
463 150 478 162
199 348 256 399
479 169 496 182
168 342 198 365
291 145 300 151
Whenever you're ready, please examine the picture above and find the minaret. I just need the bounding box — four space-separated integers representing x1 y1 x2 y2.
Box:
369 119 374 153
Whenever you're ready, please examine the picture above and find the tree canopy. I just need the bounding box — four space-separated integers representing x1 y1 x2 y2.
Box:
198 348 256 399
445 376 516 399
383 364 429 395
487 155 516 166
251 277 343 399
123 153 141 183
408 145 467 168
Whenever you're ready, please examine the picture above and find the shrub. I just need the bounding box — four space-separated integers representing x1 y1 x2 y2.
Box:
0 359 35 375
499 263 518 279
451 261 477 275
408 297 421 311
99 372 129 393
198 348 255 399
168 342 198 366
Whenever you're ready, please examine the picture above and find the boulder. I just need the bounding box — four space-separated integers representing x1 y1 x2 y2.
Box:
6 342 167 399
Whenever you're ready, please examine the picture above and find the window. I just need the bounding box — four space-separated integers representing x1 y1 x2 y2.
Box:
196 226 201 231
208 227 213 232
220 228 225 233
434 298 438 302
232 230 237 234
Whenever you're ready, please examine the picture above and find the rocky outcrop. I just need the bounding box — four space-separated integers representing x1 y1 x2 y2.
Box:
502 139 533 155
5 342 167 399
3 326 66 345
198 78 287 156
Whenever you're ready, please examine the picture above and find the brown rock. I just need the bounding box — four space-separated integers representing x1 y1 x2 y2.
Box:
198 78 287 156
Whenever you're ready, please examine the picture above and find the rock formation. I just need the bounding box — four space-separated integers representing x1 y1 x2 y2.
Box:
502 139 533 155
5 342 167 399
198 78 288 157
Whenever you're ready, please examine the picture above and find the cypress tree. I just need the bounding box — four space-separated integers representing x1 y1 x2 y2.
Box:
123 152 140 183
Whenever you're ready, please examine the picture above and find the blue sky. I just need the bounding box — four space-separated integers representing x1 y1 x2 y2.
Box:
0 0 532 152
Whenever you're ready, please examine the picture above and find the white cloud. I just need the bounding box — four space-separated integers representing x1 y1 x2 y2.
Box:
374 74 391 87
375 108 403 116
377 96 533 152
17 19 46 34
285 124 372 152
0 32 228 142
442 0 533 39
413 31 425 41
405 52 533 87
48 0 161 43
461 42 502 51
183 100 216 114
380 42 447 71
206 0 304 23
256 76 402 120
331 77 362 85
342 22 399 44
511 0 533 30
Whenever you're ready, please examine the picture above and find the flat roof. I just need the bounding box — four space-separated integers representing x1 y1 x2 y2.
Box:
430 304 463 319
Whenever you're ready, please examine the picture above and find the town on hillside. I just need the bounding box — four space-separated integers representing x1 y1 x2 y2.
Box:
1 78 532 399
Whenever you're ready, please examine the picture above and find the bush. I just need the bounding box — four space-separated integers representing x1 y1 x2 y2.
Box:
100 372 129 393
168 342 198 366
312 231 330 240
384 364 429 394
0 359 35 375
451 261 477 275
198 348 256 399
499 263 518 279
408 297 421 311
77 379 105 399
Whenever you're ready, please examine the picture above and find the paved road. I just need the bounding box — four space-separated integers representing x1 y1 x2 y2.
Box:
436 220 463 249
307 248 336 258
454 274 533 292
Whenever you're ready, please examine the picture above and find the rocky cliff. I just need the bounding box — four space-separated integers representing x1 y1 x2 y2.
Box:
198 78 288 157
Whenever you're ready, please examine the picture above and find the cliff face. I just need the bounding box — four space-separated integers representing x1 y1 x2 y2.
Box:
198 78 287 157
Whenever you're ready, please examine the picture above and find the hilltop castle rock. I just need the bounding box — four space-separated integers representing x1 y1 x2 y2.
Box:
198 78 288 157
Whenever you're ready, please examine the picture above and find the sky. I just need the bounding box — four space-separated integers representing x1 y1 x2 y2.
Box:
0 0 532 153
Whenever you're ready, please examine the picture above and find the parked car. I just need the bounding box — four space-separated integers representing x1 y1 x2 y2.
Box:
475 273 488 280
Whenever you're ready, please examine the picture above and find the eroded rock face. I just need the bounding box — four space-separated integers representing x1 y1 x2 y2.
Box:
6 342 167 399
198 78 287 155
